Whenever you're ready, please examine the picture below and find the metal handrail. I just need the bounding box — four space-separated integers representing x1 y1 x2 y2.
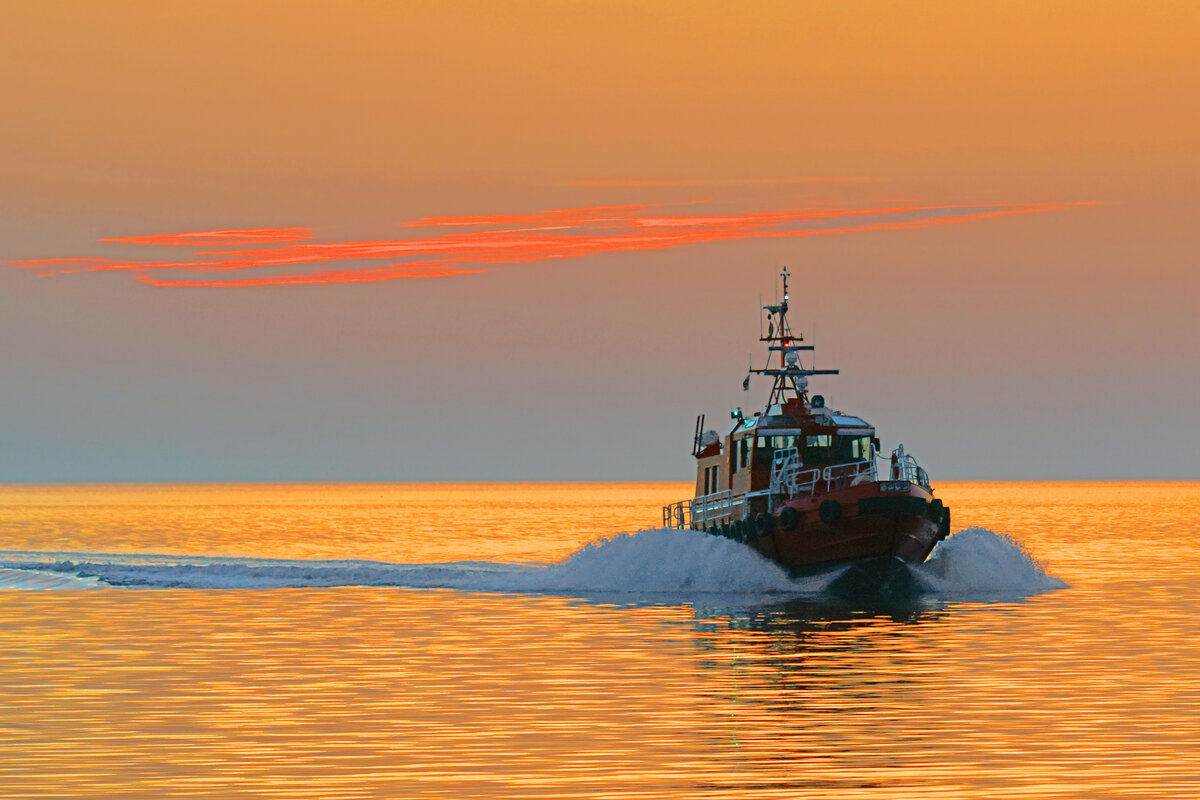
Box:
662 489 746 529
876 448 932 490
667 448 929 529
662 499 689 529
822 459 876 490
772 446 878 498
769 447 816 498
691 489 737 523
902 456 931 489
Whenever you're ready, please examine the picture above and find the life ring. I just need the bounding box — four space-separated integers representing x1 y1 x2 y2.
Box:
819 499 842 525
778 506 800 531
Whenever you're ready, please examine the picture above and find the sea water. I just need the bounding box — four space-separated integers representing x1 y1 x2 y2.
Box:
0 481 1197 798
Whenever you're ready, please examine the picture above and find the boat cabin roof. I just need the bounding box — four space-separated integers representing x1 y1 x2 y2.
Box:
729 411 875 439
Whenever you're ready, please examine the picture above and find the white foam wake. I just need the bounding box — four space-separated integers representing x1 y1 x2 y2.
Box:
913 527 1067 600
0 527 1064 602
0 567 102 590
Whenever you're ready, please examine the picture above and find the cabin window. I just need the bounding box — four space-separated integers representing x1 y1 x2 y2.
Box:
837 435 874 462
755 434 797 463
703 466 722 494
803 434 833 464
735 438 751 471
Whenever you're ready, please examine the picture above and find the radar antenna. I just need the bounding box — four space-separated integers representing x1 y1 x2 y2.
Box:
748 266 839 410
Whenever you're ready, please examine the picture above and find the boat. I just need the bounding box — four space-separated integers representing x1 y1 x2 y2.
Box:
662 267 950 585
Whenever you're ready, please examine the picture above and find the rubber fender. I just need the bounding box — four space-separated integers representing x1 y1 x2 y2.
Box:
755 512 775 534
938 507 952 540
734 519 749 542
819 499 843 525
778 506 800 531
718 523 730 538
928 498 944 521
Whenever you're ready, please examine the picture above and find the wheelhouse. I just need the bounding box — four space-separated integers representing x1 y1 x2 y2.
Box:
666 267 935 530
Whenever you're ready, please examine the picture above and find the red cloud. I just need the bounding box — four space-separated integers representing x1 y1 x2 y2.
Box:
100 227 313 246
403 204 653 228
137 263 485 288
9 257 118 270
570 177 880 187
8 202 1087 288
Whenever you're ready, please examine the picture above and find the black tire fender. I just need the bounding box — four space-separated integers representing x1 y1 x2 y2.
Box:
819 499 843 525
928 498 944 521
778 506 800 531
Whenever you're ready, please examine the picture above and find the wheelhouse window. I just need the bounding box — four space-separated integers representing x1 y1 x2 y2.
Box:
755 434 797 463
835 435 874 462
734 438 751 471
803 434 833 464
703 465 722 495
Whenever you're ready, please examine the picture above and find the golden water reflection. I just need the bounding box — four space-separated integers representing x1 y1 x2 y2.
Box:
1 482 1198 798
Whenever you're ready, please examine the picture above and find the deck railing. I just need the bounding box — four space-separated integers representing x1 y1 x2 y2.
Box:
823 459 876 491
770 447 879 501
662 489 746 529
770 448 819 498
880 451 931 489
662 499 690 529
666 447 930 527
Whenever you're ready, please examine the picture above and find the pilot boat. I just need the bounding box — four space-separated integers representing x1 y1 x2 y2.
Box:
662 267 950 581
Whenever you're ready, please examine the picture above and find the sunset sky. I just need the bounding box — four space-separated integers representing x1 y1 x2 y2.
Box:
2 1 1197 481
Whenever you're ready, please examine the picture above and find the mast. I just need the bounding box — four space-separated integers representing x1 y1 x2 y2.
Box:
749 266 838 411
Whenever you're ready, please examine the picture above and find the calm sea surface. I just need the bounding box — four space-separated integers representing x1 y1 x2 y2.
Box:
1 481 1198 799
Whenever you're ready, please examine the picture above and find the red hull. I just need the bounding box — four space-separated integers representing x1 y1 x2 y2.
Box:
695 482 949 573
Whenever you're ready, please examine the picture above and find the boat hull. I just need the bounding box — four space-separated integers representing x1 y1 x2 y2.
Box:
821 555 922 600
750 505 943 570
695 483 949 574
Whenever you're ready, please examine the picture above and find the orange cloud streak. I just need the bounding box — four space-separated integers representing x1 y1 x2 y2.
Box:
138 263 485 288
403 204 654 228
10 257 118 270
571 177 881 187
100 227 313 246
8 201 1087 287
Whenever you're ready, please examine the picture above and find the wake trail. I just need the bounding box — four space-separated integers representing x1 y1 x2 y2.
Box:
0 527 1064 602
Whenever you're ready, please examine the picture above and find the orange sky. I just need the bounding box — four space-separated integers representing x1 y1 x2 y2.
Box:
1 1 1197 480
